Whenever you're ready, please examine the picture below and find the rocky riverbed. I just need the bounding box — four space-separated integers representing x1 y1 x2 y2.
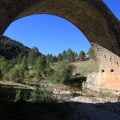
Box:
51 84 120 120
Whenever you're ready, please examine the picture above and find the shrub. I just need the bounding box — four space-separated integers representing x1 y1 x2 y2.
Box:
14 89 22 102
50 60 76 83
8 65 25 83
29 87 56 103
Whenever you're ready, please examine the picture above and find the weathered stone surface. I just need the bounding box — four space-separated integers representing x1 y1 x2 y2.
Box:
0 0 120 91
83 72 99 91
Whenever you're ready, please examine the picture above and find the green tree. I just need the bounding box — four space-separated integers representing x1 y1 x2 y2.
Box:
66 48 74 62
17 53 24 64
62 50 67 60
21 56 28 70
8 65 25 83
51 60 76 83
57 53 63 62
87 47 96 60
46 65 54 77
79 51 85 61
46 54 54 64
30 88 55 103
73 52 78 61
53 56 57 63
0 36 30 60
0 57 10 77
27 47 40 66
34 56 46 80
34 56 46 71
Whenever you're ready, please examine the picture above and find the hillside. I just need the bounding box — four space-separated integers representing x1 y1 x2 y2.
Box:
0 36 31 60
72 60 99 76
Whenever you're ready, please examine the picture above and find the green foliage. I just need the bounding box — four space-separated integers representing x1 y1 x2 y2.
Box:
0 36 30 61
35 70 42 81
79 51 85 61
34 56 47 80
0 57 12 79
30 87 56 103
66 48 75 62
0 35 98 87
57 53 63 62
14 89 22 102
34 56 46 71
17 53 24 64
62 50 67 60
59 48 78 62
14 89 30 102
21 56 28 70
51 60 76 83
73 52 78 61
8 65 25 83
0 69 2 80
87 47 96 60
46 54 56 64
0 86 74 120
47 66 54 77
27 47 41 66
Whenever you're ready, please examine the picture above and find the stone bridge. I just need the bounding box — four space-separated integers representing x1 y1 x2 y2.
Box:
0 0 120 91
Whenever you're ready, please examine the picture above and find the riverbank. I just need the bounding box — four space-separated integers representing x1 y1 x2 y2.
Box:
0 81 120 120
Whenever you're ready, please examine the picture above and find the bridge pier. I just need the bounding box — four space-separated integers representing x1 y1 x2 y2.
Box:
84 44 120 94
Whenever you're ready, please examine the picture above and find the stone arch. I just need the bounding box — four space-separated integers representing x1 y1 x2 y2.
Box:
0 0 120 91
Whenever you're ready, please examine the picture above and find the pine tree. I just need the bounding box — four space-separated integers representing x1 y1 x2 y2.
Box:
62 50 67 60
27 47 40 66
87 47 96 60
34 56 46 71
57 53 63 62
21 56 28 70
79 51 85 61
73 52 78 61
66 48 74 62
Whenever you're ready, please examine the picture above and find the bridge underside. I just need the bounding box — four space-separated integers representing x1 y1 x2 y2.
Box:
0 0 120 91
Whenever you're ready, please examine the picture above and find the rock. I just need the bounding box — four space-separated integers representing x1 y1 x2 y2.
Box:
39 82 54 88
72 72 81 77
82 72 99 92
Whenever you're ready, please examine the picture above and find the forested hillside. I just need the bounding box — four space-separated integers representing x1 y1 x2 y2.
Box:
0 35 97 84
0 36 31 60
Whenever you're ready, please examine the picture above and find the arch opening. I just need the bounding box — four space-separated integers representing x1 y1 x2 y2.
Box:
4 14 92 56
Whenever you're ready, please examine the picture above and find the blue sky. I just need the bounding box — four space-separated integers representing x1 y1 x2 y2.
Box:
3 0 120 56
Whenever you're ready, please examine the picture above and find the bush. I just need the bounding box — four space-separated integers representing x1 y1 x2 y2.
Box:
8 65 25 83
50 60 76 83
14 89 31 102
29 87 56 103
14 89 22 102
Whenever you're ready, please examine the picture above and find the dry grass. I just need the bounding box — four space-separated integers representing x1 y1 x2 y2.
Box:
72 60 99 76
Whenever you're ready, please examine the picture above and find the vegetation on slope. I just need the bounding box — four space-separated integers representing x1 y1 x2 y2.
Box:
0 36 30 60
0 36 98 83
